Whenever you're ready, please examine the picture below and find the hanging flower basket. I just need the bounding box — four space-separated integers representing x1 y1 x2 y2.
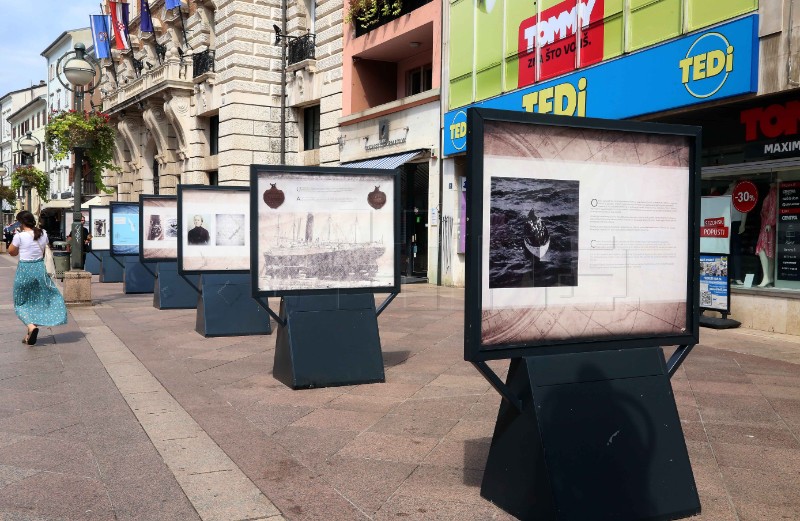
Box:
0 185 16 207
45 110 120 194
11 165 50 203
345 0 403 30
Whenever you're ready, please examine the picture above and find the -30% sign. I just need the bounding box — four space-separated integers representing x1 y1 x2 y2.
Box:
731 181 758 213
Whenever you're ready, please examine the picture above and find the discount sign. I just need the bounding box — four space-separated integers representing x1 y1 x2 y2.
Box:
732 181 759 213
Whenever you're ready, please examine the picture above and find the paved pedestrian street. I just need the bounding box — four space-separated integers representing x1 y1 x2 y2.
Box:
1 254 799 520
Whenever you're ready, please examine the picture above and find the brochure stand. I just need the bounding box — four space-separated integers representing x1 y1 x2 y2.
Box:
123 257 156 294
196 273 272 337
153 262 200 310
99 252 124 283
479 347 700 521
84 251 102 275
272 293 385 389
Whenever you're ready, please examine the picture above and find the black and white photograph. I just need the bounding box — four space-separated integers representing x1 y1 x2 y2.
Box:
215 214 246 246
187 214 211 245
251 167 399 296
179 186 250 272
89 206 111 251
489 177 579 288
141 196 179 261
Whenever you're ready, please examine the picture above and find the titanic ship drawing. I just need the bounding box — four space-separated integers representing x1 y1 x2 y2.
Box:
262 212 386 281
523 208 550 259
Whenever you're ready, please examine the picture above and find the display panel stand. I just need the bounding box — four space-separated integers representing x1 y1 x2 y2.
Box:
84 251 102 275
479 348 700 521
272 293 386 389
699 314 741 329
123 257 156 294
153 262 200 310
195 273 272 337
99 252 124 283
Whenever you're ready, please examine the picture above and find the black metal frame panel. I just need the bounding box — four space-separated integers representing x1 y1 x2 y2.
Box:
88 205 111 252
177 185 250 275
464 108 702 362
110 201 141 257
139 195 178 264
250 164 401 297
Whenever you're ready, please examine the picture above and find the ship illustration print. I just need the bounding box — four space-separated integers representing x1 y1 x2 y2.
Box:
262 212 386 282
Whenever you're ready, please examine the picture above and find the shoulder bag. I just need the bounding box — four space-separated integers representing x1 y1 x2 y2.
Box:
39 240 57 278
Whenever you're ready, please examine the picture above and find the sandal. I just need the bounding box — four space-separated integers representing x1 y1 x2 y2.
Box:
26 328 39 346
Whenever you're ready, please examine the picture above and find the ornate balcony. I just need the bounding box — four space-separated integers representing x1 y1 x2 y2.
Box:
193 49 215 78
102 60 194 114
287 33 316 65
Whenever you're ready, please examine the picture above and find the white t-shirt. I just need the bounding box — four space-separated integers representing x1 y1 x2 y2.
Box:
11 230 49 261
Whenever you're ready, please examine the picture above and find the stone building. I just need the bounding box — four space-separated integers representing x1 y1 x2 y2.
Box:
98 0 343 199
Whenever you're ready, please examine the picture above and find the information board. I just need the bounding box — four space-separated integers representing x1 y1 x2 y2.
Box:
88 206 110 251
110 201 140 256
140 195 178 263
777 181 800 282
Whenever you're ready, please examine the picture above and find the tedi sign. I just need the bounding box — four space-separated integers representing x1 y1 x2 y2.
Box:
679 32 734 98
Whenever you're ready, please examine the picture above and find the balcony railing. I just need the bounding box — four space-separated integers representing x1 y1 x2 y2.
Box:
353 0 432 37
287 33 316 65
102 60 193 112
193 49 215 78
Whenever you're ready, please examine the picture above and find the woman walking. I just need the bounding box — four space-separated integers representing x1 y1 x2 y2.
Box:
7 211 67 345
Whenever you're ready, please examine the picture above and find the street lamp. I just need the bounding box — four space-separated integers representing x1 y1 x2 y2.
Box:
17 131 41 211
56 42 100 270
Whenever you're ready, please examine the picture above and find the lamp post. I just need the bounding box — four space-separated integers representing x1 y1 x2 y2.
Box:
17 131 40 211
56 43 100 270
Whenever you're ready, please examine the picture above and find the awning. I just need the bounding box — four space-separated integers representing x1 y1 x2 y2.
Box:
342 149 425 169
41 199 74 209
82 195 112 208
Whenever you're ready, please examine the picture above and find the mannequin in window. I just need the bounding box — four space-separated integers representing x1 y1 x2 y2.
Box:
725 181 747 284
755 183 777 287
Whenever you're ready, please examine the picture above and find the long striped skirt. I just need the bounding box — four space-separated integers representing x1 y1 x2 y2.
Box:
13 259 68 327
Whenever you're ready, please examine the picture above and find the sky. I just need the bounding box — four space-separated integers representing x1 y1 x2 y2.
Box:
0 0 103 98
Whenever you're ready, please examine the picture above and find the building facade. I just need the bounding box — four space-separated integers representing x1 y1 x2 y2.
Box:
440 0 800 335
7 95 48 214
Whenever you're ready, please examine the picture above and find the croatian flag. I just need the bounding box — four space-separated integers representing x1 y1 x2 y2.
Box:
109 1 130 50
90 15 112 59
165 0 182 9
140 0 153 33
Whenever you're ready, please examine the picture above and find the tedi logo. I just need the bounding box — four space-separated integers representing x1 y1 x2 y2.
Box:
448 110 468 152
679 31 734 99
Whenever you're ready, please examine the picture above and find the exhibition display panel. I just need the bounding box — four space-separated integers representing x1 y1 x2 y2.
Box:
140 195 178 263
110 202 140 256
89 206 110 251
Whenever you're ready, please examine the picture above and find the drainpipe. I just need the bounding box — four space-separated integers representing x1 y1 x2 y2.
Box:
280 0 287 164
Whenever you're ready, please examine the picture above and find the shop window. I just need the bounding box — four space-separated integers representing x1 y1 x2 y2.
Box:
303 105 320 151
209 115 219 156
406 64 433 96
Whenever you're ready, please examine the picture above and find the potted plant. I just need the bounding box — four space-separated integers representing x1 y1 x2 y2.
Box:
345 0 403 30
0 185 16 207
11 165 50 203
44 110 120 194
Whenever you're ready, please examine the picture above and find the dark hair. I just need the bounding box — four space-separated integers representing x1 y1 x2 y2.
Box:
16 211 43 241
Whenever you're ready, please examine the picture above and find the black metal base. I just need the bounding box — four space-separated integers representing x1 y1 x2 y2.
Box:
481 348 700 521
84 251 101 275
153 262 200 310
699 315 741 329
123 257 156 294
274 294 385 389
195 273 272 337
99 252 124 283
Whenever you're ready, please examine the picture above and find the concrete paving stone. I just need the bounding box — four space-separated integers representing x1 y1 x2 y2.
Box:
733 501 800 521
0 464 39 489
0 471 114 521
382 370 439 386
253 474 369 521
392 464 489 505
336 430 440 464
690 463 729 497
693 393 783 425
177 470 281 521
157 435 238 475
712 441 800 475
0 373 68 393
0 388 73 414
373 494 518 521
689 493 739 521
0 357 64 380
0 435 96 474
411 384 487 400
688 380 764 396
241 403 314 434
288 408 383 432
678 420 709 443
325 393 404 414
389 395 480 420
270 426 357 469
444 419 495 442
317 455 416 515
368 413 459 438
685 439 719 467
719 466 800 506
423 438 490 471
704 421 800 449
0 408 81 438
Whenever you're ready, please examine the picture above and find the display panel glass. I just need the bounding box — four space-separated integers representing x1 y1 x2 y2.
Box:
465 109 700 361
110 202 140 256
251 166 400 296
178 186 250 273
88 206 110 251
140 196 178 262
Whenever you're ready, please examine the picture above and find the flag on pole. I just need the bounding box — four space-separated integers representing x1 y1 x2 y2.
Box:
109 1 130 50
140 0 153 32
165 0 182 10
90 15 112 59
